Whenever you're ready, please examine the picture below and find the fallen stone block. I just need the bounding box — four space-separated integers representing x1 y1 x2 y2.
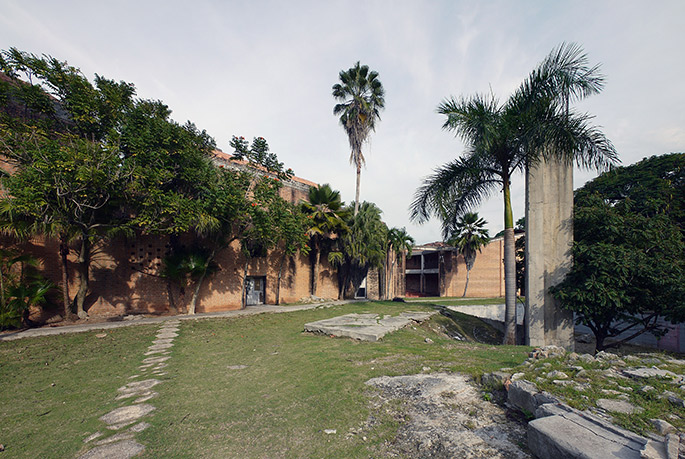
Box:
528 407 648 459
507 380 559 416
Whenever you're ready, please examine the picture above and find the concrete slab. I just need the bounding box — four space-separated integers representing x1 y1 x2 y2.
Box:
529 403 648 459
304 312 436 342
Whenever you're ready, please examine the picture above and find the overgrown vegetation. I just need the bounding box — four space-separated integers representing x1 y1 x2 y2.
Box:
507 350 685 436
0 248 55 329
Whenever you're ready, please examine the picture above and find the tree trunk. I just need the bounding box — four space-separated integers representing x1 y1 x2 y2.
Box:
75 233 90 319
241 259 249 309
354 160 361 216
462 268 470 298
276 252 287 305
503 179 517 345
188 249 216 315
312 243 320 297
166 281 177 314
59 233 70 320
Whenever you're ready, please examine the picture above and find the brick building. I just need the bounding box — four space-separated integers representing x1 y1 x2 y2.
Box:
7 150 406 321
405 237 514 298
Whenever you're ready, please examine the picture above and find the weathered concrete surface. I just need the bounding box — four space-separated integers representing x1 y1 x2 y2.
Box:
525 157 575 350
507 380 560 415
528 407 648 459
367 373 529 458
304 312 436 342
447 304 524 325
596 398 643 415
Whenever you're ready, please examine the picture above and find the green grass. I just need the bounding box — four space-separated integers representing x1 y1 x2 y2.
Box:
0 324 158 457
406 297 512 306
0 302 531 457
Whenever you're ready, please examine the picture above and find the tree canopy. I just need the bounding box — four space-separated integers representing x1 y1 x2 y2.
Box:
552 153 685 351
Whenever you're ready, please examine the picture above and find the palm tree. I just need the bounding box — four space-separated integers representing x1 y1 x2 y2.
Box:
446 212 490 297
335 201 388 299
410 43 618 344
386 227 414 298
300 184 348 296
332 62 385 215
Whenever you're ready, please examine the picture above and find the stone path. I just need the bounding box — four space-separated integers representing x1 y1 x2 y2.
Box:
78 320 181 458
304 311 436 341
0 301 353 342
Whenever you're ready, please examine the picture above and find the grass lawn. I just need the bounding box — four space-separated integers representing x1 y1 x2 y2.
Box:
406 297 514 306
0 301 531 458
0 324 158 457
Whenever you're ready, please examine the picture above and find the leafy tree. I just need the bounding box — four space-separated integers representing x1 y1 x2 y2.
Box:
333 202 388 299
229 135 294 180
1 48 137 319
0 48 219 320
270 199 309 305
122 100 218 237
410 43 617 344
332 62 385 215
552 153 685 351
446 212 490 297
300 184 349 297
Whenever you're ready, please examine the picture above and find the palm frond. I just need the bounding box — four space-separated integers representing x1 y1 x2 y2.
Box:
410 155 500 225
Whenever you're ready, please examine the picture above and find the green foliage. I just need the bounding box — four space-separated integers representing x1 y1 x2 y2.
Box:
446 212 490 271
552 154 685 351
300 184 349 296
332 61 385 214
387 227 414 259
332 61 385 159
229 135 294 180
0 248 55 329
0 48 220 318
336 202 389 298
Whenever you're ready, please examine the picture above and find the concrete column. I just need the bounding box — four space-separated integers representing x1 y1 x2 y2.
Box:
525 157 575 350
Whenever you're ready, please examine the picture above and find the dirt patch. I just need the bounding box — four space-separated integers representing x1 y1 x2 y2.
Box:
365 373 530 458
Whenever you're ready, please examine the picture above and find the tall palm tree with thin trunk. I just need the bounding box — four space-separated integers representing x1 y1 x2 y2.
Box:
446 212 490 297
332 62 385 215
410 43 619 344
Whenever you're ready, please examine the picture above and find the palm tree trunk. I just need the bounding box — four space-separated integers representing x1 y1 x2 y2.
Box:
462 268 470 297
188 249 216 315
354 159 361 216
312 241 321 297
503 180 517 345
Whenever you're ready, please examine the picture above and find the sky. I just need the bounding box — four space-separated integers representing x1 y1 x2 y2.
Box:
1 0 684 244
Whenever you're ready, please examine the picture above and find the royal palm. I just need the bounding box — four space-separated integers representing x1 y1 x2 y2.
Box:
411 43 618 344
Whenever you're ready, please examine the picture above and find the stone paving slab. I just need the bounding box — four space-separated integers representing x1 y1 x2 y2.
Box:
304 311 436 342
79 439 145 459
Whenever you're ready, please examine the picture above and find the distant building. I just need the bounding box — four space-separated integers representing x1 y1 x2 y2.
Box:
405 238 514 298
